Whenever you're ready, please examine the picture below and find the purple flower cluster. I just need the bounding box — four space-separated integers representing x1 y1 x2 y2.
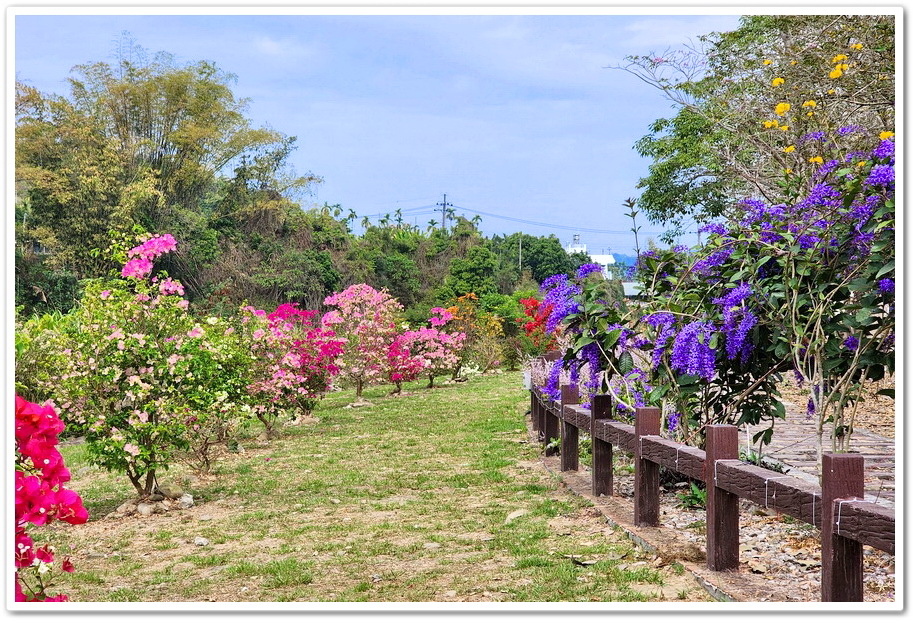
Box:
575 263 604 279
803 131 826 143
878 278 894 295
837 125 864 135
692 248 733 276
642 312 677 370
712 283 756 362
666 412 682 433
817 159 840 175
670 321 717 381
873 139 894 161
699 222 728 236
843 335 860 351
865 164 894 189
796 183 842 213
540 274 582 334
543 358 565 401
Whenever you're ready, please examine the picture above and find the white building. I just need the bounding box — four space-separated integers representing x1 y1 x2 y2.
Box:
565 235 616 279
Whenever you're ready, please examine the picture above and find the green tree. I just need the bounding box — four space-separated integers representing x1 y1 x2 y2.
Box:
442 245 498 298
16 38 320 308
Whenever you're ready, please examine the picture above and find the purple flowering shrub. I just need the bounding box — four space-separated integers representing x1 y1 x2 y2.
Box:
536 135 894 450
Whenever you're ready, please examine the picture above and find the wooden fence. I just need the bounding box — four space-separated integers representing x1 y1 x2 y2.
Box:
528 382 895 602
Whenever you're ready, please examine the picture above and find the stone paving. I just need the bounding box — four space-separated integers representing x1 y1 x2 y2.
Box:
747 402 896 508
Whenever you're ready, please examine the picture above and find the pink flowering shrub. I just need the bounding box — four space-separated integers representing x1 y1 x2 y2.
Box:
50 233 252 495
386 333 429 393
398 326 466 388
15 396 88 602
322 284 404 398
240 303 344 435
120 234 177 279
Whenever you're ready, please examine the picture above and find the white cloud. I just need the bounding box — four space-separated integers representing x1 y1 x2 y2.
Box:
251 35 320 63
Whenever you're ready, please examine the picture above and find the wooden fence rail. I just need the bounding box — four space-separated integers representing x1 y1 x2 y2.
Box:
529 384 895 602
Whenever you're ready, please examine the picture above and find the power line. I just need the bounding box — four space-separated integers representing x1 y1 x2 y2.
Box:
449 204 671 236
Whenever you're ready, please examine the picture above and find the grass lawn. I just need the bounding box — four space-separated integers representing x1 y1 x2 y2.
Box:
31 372 711 603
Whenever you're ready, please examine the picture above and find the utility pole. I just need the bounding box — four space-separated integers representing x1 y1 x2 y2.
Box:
518 235 522 271
437 193 453 229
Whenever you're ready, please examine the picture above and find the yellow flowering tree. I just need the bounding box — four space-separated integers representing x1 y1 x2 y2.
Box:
620 14 895 232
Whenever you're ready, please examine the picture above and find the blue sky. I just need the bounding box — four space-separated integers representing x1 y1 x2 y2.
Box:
13 10 744 256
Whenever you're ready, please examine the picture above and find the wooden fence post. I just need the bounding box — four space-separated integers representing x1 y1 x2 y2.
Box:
530 389 540 438
634 406 661 526
821 453 865 602
560 384 580 471
591 394 614 497
705 424 739 571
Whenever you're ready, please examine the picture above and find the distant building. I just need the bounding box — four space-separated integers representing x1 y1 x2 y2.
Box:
565 234 616 279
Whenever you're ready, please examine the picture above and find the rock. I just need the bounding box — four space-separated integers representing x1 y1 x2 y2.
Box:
178 493 194 509
504 509 528 524
198 514 213 521
149 493 165 502
136 502 155 517
194 537 210 547
422 542 441 550
158 484 184 499
115 501 138 515
153 502 169 514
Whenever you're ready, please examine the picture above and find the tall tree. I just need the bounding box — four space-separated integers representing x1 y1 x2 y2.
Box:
16 39 319 303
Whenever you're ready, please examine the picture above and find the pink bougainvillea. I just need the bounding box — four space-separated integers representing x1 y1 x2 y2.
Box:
322 284 404 398
398 326 466 388
386 333 429 393
14 397 87 602
242 303 345 433
120 234 177 279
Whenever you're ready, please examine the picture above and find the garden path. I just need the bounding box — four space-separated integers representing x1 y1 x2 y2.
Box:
747 404 896 508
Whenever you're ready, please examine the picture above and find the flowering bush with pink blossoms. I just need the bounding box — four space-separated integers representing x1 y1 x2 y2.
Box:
240 303 345 434
49 233 253 496
385 333 429 393
398 325 466 388
322 284 404 398
15 396 88 602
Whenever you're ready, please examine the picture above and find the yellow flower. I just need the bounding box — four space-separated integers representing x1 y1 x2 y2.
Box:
809 156 823 164
774 102 791 116
856 161 866 167
784 168 793 174
838 63 849 71
829 68 843 79
762 59 773 65
828 89 836 95
802 100 817 108
879 131 895 140
772 77 785 87
783 145 796 153
850 43 863 50
763 120 778 128
779 125 790 131
790 60 798 65
832 54 849 63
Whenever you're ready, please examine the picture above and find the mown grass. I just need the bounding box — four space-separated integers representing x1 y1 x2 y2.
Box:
33 372 711 603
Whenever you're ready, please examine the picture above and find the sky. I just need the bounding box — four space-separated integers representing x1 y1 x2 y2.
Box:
12 7 745 256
